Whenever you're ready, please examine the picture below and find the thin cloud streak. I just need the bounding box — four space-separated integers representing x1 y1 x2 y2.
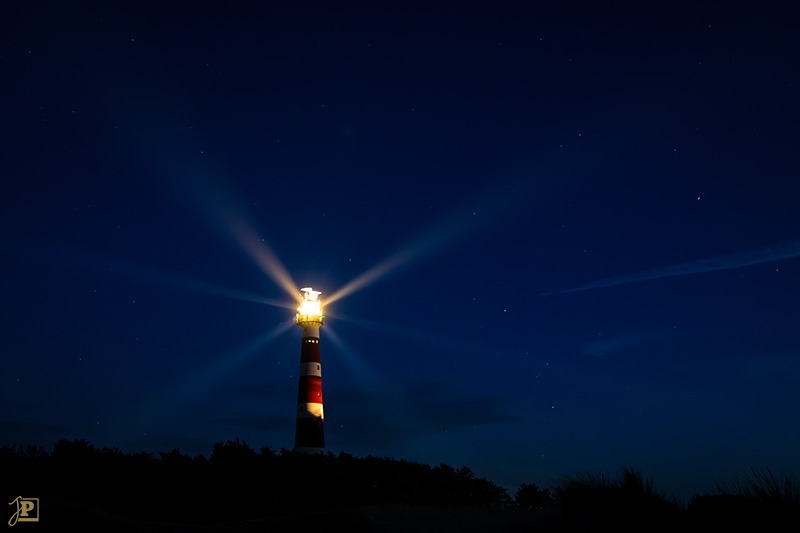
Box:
541 241 800 295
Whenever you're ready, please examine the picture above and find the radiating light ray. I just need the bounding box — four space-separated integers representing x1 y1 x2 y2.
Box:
172 320 295 398
541 240 800 295
107 320 295 446
326 207 482 306
326 249 415 306
324 325 380 385
322 325 427 457
223 212 301 303
329 312 491 355
166 159 300 302
52 246 295 310
325 165 557 306
102 258 295 309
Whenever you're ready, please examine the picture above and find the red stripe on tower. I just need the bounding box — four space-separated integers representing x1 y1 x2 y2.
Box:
294 287 325 453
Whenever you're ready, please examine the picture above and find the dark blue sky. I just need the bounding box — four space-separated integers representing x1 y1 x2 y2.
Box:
2 2 799 502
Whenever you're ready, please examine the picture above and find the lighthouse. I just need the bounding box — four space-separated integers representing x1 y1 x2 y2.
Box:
294 287 325 452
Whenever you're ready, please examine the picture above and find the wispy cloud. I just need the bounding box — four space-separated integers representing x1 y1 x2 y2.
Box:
327 380 522 450
541 240 800 295
583 335 647 357
678 351 800 382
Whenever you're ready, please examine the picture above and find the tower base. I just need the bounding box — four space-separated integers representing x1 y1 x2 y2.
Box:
295 416 324 450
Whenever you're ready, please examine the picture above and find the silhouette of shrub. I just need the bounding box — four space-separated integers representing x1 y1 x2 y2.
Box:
714 467 800 505
689 468 800 531
553 466 680 532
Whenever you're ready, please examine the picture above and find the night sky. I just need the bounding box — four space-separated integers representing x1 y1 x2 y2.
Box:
2 2 799 503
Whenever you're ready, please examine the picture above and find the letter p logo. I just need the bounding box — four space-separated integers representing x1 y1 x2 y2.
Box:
8 496 39 526
19 500 35 516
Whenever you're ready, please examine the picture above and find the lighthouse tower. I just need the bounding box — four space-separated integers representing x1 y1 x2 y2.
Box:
294 287 325 452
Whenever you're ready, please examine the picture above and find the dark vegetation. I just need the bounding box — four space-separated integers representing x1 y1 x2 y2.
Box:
2 439 799 532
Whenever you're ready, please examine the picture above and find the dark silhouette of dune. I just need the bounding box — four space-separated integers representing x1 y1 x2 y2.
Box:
2 439 798 532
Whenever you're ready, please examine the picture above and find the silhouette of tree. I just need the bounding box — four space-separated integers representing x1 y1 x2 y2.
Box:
260 444 277 458
210 438 258 464
515 482 554 510
51 438 98 463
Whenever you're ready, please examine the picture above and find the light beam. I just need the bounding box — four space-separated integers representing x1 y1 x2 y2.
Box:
172 320 295 398
167 160 301 302
102 257 295 309
224 212 302 303
325 205 482 306
329 312 492 355
323 325 380 385
325 164 558 306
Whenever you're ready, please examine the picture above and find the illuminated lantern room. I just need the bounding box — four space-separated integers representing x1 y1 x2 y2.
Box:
295 287 324 325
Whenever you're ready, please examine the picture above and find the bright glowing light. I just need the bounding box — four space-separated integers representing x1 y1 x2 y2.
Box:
295 287 324 324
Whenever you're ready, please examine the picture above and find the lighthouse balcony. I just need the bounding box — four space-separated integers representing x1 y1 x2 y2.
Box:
295 313 324 324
